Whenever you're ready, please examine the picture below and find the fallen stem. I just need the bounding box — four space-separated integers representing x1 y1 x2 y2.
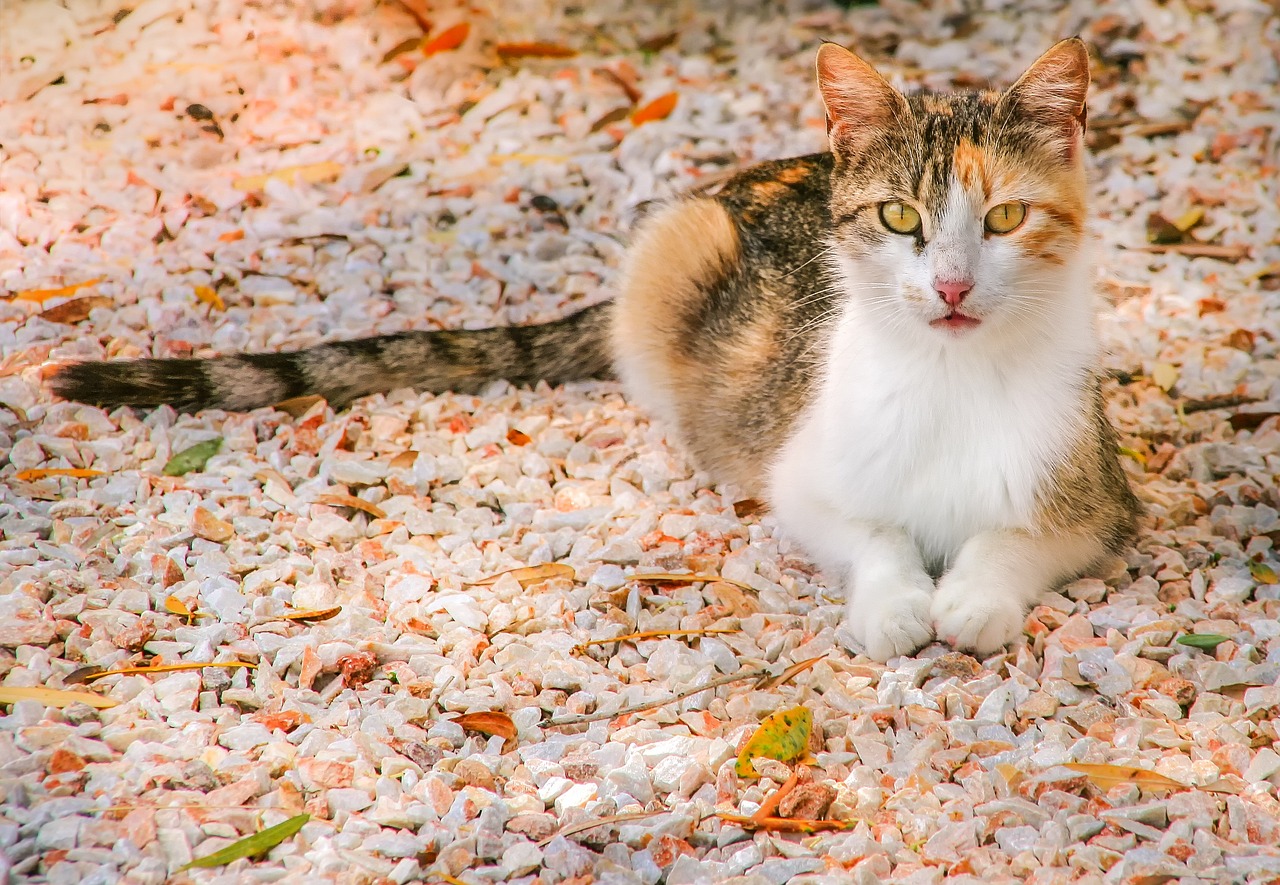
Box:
716 813 853 833
536 810 665 847
544 664 777 727
1179 393 1262 414
751 769 801 824
575 628 738 650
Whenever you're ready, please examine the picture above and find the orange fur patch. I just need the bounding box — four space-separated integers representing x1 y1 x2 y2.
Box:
952 139 991 193
775 165 810 185
920 95 954 116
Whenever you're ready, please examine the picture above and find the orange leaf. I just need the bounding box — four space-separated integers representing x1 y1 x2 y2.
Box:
40 296 112 324
422 22 469 56
9 277 104 304
217 229 245 242
631 92 678 126
193 285 225 311
315 492 387 519
1062 763 1188 792
496 41 577 59
506 427 532 446
451 711 517 741
13 468 104 481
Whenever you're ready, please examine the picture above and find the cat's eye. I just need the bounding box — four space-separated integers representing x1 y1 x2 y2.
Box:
879 202 922 235
985 202 1027 234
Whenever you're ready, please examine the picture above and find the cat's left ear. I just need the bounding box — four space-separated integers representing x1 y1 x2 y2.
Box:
998 38 1090 161
816 42 909 156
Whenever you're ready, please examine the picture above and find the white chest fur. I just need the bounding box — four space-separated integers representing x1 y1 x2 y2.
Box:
771 310 1093 571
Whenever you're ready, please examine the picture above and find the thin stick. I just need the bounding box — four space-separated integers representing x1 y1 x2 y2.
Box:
543 664 776 727
1179 393 1262 414
536 811 665 847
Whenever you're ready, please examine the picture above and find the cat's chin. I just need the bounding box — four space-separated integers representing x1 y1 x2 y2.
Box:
928 312 982 333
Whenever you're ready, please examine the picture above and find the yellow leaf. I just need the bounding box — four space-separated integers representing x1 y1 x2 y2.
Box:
631 92 679 125
8 277 105 304
1062 762 1188 792
233 161 344 192
1151 363 1179 392
471 563 576 588
12 468 104 482
1250 561 1279 585
194 285 225 311
1173 207 1205 233
736 706 812 777
0 686 118 709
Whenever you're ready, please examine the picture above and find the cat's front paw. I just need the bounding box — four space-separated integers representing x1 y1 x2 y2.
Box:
931 571 1028 655
840 583 934 662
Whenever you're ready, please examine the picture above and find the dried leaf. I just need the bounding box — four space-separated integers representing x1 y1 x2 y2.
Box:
165 595 199 624
715 813 851 833
631 572 756 593
1176 633 1230 651
1146 214 1185 245
736 706 812 777
381 36 424 64
1139 243 1250 261
279 606 342 623
451 711 517 740
496 42 577 59
315 492 387 519
422 22 469 56
83 661 256 682
588 105 632 133
192 507 234 542
1224 328 1256 353
1151 363 1179 392
733 497 768 518
755 656 823 690
575 628 737 651
1229 409 1280 431
40 295 112 324
630 91 678 125
8 277 105 303
217 229 245 243
233 161 344 192
162 437 223 476
471 562 576 587
181 813 310 870
1062 762 1188 792
0 686 118 709
637 30 679 53
12 468 103 481
1250 561 1279 585
506 427 532 446
194 285 225 311
273 394 326 418
360 163 410 193
1247 262 1280 282
63 665 106 685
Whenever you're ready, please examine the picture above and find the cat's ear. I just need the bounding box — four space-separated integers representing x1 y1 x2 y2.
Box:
816 43 908 155
999 38 1090 160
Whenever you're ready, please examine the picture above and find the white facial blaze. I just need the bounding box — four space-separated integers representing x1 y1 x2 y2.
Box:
928 178 983 294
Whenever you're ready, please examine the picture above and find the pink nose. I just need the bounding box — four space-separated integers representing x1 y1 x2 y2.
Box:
934 278 973 307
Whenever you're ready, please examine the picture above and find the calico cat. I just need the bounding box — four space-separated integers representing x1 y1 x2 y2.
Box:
51 38 1140 662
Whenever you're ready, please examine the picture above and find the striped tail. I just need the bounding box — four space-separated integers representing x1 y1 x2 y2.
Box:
50 302 615 412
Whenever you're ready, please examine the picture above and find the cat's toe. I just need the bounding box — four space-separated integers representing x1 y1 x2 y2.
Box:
931 574 1027 654
841 589 934 662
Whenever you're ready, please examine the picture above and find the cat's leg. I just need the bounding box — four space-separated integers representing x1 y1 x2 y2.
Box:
770 477 934 660
931 530 1104 654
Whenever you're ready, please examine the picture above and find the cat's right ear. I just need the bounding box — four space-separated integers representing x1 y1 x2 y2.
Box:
816 43 907 155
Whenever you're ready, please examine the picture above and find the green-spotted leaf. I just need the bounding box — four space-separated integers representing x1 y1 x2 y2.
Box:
1249 561 1279 585
163 438 223 476
735 705 812 778
181 813 309 870
1176 633 1230 651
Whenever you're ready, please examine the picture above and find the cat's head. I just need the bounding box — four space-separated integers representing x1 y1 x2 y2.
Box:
817 39 1091 345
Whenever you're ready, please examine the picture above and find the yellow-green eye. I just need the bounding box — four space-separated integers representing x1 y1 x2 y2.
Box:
879 202 922 235
985 202 1027 234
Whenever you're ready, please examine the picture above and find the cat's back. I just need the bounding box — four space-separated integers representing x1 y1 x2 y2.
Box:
611 153 839 494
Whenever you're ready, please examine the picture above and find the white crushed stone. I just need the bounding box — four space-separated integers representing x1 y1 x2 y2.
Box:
1 0 1279 882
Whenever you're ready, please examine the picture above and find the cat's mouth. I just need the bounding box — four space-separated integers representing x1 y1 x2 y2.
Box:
929 311 982 332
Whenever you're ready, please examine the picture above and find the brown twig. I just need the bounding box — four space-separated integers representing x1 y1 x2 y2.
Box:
1179 394 1262 415
1136 243 1251 262
543 664 776 727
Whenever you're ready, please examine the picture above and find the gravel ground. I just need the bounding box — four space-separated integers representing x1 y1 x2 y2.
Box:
2 0 1279 882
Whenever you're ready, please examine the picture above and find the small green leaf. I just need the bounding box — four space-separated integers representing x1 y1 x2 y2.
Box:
181 813 309 870
1249 561 1279 585
1176 633 1230 651
163 437 223 476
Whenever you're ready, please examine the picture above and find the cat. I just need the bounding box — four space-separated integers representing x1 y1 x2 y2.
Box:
50 38 1141 662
